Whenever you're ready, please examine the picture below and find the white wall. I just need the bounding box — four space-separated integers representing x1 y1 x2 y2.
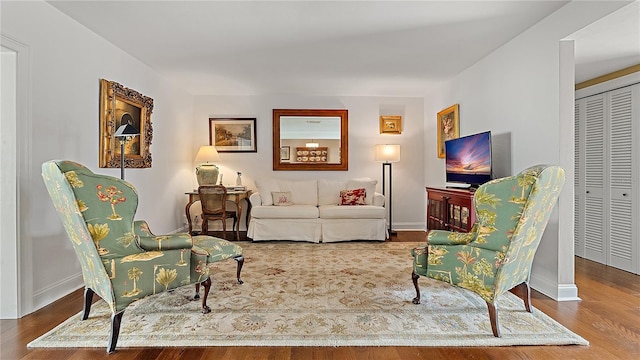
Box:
424 0 630 300
1 1 195 315
192 95 426 230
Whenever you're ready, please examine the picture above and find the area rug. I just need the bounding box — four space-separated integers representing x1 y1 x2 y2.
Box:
28 241 588 348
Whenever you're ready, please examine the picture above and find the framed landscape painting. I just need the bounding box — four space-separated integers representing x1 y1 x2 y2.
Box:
436 104 459 158
209 118 257 153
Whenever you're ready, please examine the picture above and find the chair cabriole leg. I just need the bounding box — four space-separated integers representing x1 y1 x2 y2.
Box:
107 311 125 353
411 271 421 304
235 255 245 284
82 287 94 320
520 282 532 312
200 277 212 314
487 302 501 337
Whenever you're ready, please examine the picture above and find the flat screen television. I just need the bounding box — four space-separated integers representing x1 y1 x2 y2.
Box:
445 131 492 189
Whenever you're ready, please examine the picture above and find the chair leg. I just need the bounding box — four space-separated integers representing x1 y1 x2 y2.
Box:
221 218 227 239
194 283 201 300
515 282 533 312
487 302 501 337
107 311 125 353
411 271 421 304
233 216 239 240
200 277 212 314
201 217 208 235
82 287 94 320
235 255 245 284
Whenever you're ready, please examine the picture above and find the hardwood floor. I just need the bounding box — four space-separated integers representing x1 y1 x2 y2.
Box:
2 231 639 359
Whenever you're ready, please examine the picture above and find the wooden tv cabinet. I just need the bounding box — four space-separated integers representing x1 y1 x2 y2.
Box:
426 187 476 233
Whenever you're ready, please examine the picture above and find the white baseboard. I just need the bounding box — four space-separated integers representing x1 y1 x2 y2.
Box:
32 272 83 312
530 273 581 302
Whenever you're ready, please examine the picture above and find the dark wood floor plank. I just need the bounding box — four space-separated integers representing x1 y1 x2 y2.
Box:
2 231 639 360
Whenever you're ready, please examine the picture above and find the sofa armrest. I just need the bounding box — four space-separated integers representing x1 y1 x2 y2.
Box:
372 192 385 206
249 192 263 207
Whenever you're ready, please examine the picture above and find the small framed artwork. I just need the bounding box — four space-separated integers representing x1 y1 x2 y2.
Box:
437 104 460 158
99 79 153 168
380 115 402 134
209 118 257 152
280 146 290 161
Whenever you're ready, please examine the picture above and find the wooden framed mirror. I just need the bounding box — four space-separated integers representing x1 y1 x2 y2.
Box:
273 109 348 171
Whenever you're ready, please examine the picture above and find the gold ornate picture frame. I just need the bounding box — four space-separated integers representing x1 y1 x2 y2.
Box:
99 79 153 168
437 104 459 158
380 115 402 134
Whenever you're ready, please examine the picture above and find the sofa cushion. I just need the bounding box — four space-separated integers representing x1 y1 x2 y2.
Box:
255 179 280 206
251 204 319 219
347 178 377 205
319 205 386 219
271 191 293 206
279 180 318 206
318 179 347 206
340 188 367 205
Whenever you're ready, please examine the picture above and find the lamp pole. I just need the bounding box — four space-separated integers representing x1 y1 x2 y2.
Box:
114 123 139 180
382 162 395 235
119 140 126 180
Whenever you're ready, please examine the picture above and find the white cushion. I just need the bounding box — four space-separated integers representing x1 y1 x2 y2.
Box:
251 204 319 219
279 180 318 206
318 180 347 206
254 179 280 206
319 205 386 219
347 178 378 205
271 191 293 206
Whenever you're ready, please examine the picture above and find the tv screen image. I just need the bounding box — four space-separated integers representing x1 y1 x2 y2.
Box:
445 131 492 187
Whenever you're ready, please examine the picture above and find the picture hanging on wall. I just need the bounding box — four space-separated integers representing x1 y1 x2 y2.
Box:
436 104 459 158
99 79 153 168
209 118 257 152
380 115 402 134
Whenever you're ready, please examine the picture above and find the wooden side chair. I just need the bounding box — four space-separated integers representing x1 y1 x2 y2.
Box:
198 185 239 240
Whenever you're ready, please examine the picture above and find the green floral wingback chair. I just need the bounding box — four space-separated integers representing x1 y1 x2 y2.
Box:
41 160 244 353
411 165 565 337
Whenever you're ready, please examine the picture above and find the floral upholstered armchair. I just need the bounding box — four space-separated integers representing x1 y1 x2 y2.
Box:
411 165 565 337
41 160 244 353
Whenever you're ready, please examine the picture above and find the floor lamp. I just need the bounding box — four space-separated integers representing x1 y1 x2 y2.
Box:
114 124 140 180
375 144 400 236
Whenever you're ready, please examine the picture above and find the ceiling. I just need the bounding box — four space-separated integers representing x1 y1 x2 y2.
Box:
47 1 639 97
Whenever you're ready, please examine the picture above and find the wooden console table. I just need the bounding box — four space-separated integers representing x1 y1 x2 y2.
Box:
185 189 252 240
426 187 476 233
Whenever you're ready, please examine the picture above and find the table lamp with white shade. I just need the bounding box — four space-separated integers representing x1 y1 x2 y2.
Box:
194 145 221 186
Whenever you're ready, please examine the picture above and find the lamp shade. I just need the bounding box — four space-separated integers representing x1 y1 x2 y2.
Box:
375 144 400 163
194 145 221 163
114 124 140 138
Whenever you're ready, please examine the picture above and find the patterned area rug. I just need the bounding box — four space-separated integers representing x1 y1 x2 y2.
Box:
28 241 588 348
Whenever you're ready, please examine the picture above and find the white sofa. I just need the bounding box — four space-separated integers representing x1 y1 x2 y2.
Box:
247 178 387 243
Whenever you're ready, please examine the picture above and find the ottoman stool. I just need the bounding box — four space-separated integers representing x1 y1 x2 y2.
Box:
192 236 244 313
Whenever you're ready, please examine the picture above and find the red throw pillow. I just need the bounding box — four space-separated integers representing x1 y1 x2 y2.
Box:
340 188 366 205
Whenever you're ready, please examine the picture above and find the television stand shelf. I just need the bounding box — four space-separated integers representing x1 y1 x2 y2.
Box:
426 187 476 233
